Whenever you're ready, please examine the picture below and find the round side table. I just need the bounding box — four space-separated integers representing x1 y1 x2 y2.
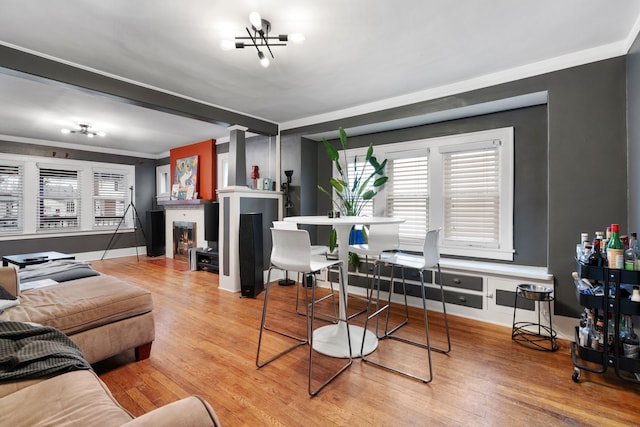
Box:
511 284 558 351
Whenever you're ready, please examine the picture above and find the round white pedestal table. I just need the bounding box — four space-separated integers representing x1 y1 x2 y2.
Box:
283 216 405 358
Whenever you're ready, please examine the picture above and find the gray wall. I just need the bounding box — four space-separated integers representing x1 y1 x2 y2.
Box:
283 57 628 318
628 33 640 233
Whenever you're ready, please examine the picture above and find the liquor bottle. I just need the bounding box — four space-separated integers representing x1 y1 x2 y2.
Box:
579 310 592 347
596 316 605 346
587 239 605 267
624 232 638 271
577 232 589 260
588 312 600 350
607 223 625 269
607 312 615 350
603 227 611 258
621 315 640 358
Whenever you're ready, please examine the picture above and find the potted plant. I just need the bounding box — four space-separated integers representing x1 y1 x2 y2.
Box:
317 127 388 255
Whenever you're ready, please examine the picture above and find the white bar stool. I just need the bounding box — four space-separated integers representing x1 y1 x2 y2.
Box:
256 228 352 396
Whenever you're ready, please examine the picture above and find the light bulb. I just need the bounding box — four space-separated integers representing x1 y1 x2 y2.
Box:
288 33 305 44
249 12 262 31
220 40 235 50
96 131 106 137
61 128 71 134
258 51 269 68
87 133 94 138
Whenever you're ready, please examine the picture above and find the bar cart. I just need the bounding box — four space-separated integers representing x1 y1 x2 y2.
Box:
570 260 640 384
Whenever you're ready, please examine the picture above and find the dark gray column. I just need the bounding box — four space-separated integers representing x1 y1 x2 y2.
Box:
228 125 247 186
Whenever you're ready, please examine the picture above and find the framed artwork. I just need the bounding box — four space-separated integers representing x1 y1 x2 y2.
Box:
173 155 198 200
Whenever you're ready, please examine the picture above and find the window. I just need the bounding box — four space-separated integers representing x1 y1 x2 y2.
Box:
386 152 429 247
38 167 81 230
93 169 128 228
0 162 24 233
0 154 135 237
156 164 171 202
337 127 514 260
441 141 500 246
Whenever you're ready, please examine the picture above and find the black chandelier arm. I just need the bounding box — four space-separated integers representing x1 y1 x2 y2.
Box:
245 27 261 54
259 31 275 59
235 37 286 47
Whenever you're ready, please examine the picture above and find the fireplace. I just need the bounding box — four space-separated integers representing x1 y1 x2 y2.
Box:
173 221 196 261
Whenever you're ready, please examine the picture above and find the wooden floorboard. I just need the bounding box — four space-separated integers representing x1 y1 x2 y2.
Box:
91 256 639 426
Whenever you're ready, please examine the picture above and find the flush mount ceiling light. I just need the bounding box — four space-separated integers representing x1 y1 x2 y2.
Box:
61 123 106 138
220 11 304 68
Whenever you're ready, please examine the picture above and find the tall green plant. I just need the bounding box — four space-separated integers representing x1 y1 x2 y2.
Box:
317 127 388 251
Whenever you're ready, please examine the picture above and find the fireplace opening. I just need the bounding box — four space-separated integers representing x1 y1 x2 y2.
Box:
173 221 196 261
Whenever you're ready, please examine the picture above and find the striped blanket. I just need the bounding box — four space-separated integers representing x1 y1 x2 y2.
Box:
0 321 91 381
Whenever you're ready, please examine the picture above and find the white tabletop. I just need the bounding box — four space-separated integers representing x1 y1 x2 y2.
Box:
284 215 405 227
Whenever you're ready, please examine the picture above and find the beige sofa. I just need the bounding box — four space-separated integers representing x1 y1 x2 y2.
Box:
0 265 154 364
0 370 221 426
0 266 220 426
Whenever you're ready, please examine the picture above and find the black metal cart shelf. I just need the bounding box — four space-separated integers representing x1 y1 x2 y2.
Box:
570 260 640 384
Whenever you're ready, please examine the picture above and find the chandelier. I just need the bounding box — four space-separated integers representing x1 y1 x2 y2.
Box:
61 123 106 138
221 12 304 68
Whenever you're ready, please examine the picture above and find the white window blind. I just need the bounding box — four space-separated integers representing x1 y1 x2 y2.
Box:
93 170 127 228
0 162 24 232
386 155 429 246
442 142 500 246
38 168 81 230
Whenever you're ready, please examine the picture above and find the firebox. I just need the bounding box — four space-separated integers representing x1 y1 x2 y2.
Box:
173 221 196 262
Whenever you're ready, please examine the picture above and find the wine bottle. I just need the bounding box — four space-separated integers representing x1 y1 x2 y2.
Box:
607 223 624 269
588 239 605 267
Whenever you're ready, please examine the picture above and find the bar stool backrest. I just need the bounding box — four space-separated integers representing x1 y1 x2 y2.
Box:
270 228 313 273
273 221 297 230
423 229 441 269
365 223 400 253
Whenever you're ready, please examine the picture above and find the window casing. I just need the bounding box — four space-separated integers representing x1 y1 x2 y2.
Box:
38 167 81 231
337 127 514 260
93 169 129 228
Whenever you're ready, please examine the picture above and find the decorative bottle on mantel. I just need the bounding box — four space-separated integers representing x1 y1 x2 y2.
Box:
250 165 259 189
607 223 625 269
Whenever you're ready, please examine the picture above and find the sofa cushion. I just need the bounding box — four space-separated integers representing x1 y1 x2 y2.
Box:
0 275 153 335
0 370 133 427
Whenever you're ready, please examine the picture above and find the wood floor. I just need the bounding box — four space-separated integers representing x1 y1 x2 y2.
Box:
91 256 639 427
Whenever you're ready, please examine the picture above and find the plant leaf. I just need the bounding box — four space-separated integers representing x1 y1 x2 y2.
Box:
361 189 376 200
373 176 388 187
329 228 337 252
322 138 339 162
339 127 348 150
317 185 332 198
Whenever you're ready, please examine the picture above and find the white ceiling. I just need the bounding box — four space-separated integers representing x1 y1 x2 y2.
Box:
1 0 640 158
